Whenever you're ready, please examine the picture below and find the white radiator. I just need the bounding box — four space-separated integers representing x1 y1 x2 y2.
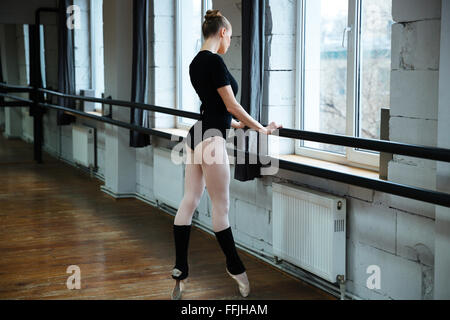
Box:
272 182 346 283
72 124 95 168
153 148 184 209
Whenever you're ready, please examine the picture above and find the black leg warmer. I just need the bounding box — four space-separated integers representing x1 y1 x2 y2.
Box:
214 226 246 275
172 224 191 280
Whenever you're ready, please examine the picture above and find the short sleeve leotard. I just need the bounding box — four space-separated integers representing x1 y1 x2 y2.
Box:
186 50 239 151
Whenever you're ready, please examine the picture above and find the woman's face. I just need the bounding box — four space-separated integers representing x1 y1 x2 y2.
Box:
217 26 232 54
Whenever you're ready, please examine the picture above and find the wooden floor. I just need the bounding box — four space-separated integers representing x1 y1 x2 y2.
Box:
0 133 335 300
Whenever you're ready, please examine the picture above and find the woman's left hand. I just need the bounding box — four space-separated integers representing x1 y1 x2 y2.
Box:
236 121 246 129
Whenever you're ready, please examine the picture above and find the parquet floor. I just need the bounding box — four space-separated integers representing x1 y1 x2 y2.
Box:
0 133 335 300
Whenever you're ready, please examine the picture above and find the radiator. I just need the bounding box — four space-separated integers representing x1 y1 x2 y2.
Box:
272 182 346 283
153 148 184 209
72 124 95 168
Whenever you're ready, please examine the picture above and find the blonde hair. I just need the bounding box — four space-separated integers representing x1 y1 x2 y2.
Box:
202 9 231 39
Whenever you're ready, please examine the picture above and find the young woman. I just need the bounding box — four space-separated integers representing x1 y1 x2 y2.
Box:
171 9 282 300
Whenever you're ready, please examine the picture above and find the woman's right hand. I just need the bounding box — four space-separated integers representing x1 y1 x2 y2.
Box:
260 122 283 135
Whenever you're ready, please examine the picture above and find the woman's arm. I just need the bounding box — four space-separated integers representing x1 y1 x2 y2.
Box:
217 85 282 134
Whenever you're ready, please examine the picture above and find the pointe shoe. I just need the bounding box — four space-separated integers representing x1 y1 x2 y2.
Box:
171 279 187 300
171 268 187 300
226 268 250 298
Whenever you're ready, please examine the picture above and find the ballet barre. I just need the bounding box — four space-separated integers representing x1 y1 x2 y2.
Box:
1 82 449 208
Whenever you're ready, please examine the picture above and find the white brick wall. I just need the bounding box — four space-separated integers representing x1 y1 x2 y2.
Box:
347 199 397 254
396 211 434 266
391 21 440 71
388 1 440 218
148 0 176 128
74 0 92 92
346 239 423 300
388 160 436 218
266 35 296 70
389 117 438 146
390 71 439 119
374 0 443 300
266 0 296 36
392 0 441 22
264 0 297 155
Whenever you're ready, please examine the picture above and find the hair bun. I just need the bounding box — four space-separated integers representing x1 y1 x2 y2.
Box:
205 9 221 21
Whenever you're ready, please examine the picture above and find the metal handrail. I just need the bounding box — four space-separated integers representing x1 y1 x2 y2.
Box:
1 82 450 163
1 82 449 208
37 87 203 121
0 83 32 92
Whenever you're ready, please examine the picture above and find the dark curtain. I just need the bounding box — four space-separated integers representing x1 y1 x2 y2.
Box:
0 44 3 111
234 0 265 182
0 45 3 82
129 0 151 147
57 0 77 125
28 24 46 117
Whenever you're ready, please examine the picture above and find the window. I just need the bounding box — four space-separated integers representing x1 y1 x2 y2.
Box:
39 25 47 90
89 0 105 112
176 0 212 129
23 25 30 85
296 0 393 170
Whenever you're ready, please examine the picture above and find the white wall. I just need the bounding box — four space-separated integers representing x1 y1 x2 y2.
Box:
264 0 297 155
101 0 136 197
148 0 177 129
0 24 23 139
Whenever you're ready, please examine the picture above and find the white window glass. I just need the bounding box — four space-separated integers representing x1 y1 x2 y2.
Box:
303 0 349 154
358 0 393 141
178 0 203 127
90 0 105 112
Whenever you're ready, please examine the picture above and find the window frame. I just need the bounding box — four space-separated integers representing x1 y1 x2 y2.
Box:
295 0 383 171
175 0 212 130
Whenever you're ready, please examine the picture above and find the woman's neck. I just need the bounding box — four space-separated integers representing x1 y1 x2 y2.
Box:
200 37 220 54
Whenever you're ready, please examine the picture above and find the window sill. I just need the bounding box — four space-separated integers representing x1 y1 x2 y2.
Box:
154 127 190 137
276 154 379 180
157 127 379 180
86 110 103 117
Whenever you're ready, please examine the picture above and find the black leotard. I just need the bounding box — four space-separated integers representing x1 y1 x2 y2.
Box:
186 50 239 151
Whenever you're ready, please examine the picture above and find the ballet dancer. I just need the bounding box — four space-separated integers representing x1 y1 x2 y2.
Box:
171 9 283 300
